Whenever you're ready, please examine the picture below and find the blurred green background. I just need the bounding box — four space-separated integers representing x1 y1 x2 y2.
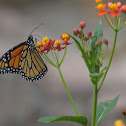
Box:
0 0 126 126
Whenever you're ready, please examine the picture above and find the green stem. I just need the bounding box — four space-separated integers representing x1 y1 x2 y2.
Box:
57 67 80 116
104 15 115 30
103 45 108 59
59 45 67 66
42 52 57 68
98 30 118 91
124 117 126 126
91 84 98 126
118 21 126 31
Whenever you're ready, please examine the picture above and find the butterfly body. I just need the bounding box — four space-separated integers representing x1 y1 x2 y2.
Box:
0 35 47 82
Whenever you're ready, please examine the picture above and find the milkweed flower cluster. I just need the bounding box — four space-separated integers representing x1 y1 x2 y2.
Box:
36 33 72 53
35 34 73 68
95 0 126 17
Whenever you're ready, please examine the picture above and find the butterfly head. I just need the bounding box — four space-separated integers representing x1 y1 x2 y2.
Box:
27 35 36 50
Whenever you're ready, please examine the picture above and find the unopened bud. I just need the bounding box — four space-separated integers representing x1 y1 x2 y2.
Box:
108 2 112 8
73 28 78 36
83 35 89 41
117 2 122 8
79 21 86 29
103 38 109 45
78 29 83 34
95 40 102 46
77 34 81 38
87 31 93 37
121 5 126 13
85 49 88 53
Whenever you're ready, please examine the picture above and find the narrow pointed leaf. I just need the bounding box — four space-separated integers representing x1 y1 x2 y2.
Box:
38 116 88 126
91 20 103 50
70 35 91 72
96 95 120 125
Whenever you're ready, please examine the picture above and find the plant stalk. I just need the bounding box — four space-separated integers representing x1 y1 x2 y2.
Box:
91 84 98 126
57 67 80 116
98 30 118 91
125 118 126 126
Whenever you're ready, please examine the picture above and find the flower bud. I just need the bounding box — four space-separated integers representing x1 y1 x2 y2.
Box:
95 41 99 46
98 40 102 44
77 34 81 38
108 2 112 8
103 38 109 45
87 31 93 37
73 28 78 36
78 29 83 34
95 40 102 46
79 21 86 29
90 34 94 38
83 35 89 41
96 57 99 61
121 5 126 13
117 2 122 8
85 49 88 54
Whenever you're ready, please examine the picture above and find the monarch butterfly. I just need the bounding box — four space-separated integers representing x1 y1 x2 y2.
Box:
0 35 47 82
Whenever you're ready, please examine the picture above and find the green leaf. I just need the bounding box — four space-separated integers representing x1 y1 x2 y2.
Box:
91 20 103 50
89 50 96 72
90 73 100 78
97 66 107 82
90 66 107 83
70 35 91 72
96 95 120 125
38 116 88 126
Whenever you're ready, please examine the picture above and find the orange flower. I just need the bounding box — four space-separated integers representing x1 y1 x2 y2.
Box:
36 41 43 47
61 33 70 41
96 3 107 16
108 3 121 17
44 39 55 52
109 3 117 10
108 9 120 17
95 0 102 3
40 46 45 53
40 36 55 53
42 36 48 46
54 40 65 51
119 5 126 13
60 33 73 45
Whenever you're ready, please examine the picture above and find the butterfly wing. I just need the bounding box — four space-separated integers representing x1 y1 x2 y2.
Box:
0 36 47 82
20 46 47 82
0 42 27 74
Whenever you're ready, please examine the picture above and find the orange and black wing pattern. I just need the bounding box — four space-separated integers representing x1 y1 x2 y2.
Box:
0 35 47 82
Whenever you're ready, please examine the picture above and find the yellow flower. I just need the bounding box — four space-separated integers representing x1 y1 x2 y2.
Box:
97 3 104 10
42 36 48 46
55 40 61 45
109 3 117 10
62 34 69 40
114 120 124 126
95 0 102 3
36 41 42 47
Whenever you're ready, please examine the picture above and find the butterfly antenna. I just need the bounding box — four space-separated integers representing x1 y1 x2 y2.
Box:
33 34 42 40
29 23 44 36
